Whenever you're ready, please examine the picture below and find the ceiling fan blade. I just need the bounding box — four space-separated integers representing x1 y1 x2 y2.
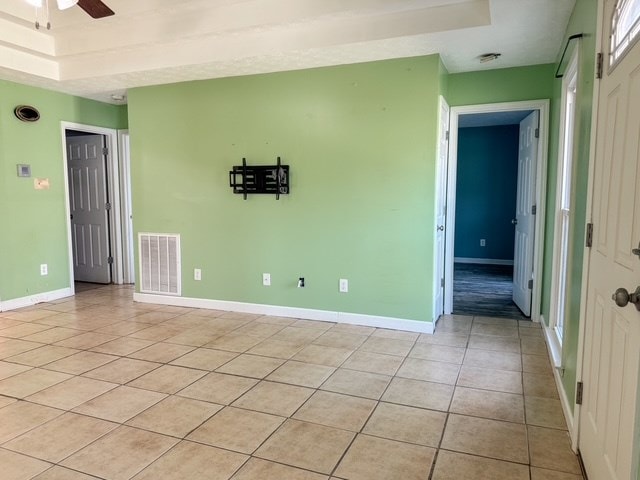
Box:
77 0 114 18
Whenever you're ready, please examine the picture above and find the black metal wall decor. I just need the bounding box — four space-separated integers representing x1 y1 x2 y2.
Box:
229 157 289 200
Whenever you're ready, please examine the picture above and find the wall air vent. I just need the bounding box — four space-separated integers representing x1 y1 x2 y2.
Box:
138 233 181 296
14 105 40 122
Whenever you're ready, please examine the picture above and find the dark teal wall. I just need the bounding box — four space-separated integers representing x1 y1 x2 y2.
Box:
454 125 519 261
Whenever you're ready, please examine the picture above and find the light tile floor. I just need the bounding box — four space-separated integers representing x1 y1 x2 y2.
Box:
0 285 584 480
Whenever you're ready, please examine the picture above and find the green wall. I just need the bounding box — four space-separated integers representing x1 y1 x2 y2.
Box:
455 126 519 261
543 0 597 411
0 79 127 303
448 64 556 106
128 56 442 322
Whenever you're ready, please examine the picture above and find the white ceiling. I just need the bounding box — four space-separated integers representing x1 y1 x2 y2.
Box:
0 0 576 104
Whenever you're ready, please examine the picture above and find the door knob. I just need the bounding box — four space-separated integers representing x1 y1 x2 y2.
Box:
437 225 444 231
511 219 518 225
612 286 640 310
632 242 640 260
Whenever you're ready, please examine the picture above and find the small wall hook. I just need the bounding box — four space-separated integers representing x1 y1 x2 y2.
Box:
297 277 305 288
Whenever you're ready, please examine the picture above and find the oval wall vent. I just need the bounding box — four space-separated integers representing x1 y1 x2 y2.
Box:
14 105 40 122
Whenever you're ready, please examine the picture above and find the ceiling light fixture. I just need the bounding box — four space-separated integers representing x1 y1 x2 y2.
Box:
26 0 78 8
26 0 79 29
56 0 79 9
479 53 502 63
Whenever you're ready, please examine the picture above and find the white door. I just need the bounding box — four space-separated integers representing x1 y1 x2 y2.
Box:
67 134 112 284
119 132 135 284
512 111 539 316
434 96 450 321
578 1 640 478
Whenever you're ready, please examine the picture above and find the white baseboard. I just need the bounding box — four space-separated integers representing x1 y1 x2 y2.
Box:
541 314 577 447
0 287 74 312
133 293 435 334
454 257 514 266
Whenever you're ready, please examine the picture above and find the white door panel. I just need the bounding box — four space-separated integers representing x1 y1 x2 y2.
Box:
579 1 640 478
67 134 111 284
434 96 450 321
512 110 539 316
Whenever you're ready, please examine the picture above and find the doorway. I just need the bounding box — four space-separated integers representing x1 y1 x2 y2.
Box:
443 100 549 322
66 131 111 285
61 122 133 292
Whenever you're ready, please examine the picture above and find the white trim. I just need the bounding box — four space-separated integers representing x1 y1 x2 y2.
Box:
444 99 550 324
0 288 73 312
118 130 135 284
454 257 514 266
541 314 578 448
549 45 580 351
133 293 435 334
544 322 578 446
60 122 123 290
543 320 564 369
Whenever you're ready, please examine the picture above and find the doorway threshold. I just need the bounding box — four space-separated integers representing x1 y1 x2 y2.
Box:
452 263 530 321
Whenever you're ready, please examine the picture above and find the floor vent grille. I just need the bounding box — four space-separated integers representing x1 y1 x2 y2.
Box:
138 233 181 296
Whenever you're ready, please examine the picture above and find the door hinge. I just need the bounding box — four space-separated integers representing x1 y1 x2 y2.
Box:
531 204 537 215
576 381 584 405
534 128 540 139
528 279 533 289
586 223 594 248
102 147 109 155
441 278 445 288
107 256 114 265
596 53 603 79
445 130 450 141
105 202 111 211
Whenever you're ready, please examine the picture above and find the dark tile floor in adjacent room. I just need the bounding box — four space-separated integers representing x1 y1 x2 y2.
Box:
0 285 582 479
453 263 530 321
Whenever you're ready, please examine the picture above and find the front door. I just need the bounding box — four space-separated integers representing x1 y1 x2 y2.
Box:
578 1 640 478
67 134 112 284
512 110 539 316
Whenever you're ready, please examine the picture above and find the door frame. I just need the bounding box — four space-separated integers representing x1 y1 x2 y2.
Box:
60 122 126 291
444 99 550 322
117 130 135 284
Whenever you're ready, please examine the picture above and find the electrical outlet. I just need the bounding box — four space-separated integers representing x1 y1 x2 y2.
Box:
262 273 271 286
339 278 349 293
480 239 486 247
40 264 48 276
194 268 202 281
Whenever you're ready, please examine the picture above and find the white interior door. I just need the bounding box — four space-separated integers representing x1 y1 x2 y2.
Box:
67 134 112 284
512 110 539 316
578 1 640 477
434 96 450 321
119 131 135 284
